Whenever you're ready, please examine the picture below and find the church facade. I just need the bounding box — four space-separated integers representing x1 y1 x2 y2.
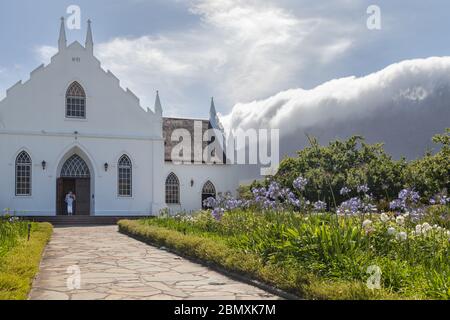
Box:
0 19 240 216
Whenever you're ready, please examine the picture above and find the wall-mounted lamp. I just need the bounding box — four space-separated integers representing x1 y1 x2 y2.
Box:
104 163 109 172
41 161 47 170
190 179 194 187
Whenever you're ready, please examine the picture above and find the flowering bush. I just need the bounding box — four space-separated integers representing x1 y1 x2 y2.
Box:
146 206 449 299
205 179 314 217
270 129 450 207
182 130 450 299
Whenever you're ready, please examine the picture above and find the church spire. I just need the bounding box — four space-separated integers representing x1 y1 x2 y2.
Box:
209 97 224 132
155 90 163 116
85 19 93 54
58 17 67 51
210 97 217 121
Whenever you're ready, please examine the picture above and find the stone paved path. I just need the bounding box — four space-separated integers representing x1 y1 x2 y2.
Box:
29 226 279 300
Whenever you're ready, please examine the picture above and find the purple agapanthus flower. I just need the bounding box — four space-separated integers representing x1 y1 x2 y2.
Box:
267 181 282 199
429 192 449 206
211 208 225 221
390 199 403 210
340 187 351 196
357 184 370 194
398 189 420 203
293 176 308 191
339 197 362 214
314 201 327 211
203 197 217 209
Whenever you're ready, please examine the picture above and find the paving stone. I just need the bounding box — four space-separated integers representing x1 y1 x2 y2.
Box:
29 289 69 300
71 292 109 300
29 226 279 300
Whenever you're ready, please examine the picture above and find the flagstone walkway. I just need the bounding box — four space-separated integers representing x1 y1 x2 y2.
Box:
29 226 278 300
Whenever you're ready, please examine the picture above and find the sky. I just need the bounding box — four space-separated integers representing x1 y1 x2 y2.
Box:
1 0 449 163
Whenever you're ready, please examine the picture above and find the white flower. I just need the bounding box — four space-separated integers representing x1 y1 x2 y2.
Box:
362 219 373 228
396 216 405 226
397 232 408 241
380 213 390 223
415 224 422 235
387 227 397 236
422 223 432 234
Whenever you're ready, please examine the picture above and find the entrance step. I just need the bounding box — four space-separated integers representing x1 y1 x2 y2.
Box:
20 216 153 226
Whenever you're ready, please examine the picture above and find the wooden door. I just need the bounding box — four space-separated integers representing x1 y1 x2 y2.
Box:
56 178 64 216
76 178 90 216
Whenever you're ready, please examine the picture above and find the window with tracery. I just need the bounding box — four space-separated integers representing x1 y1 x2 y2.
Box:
66 82 86 118
15 151 32 196
118 155 132 197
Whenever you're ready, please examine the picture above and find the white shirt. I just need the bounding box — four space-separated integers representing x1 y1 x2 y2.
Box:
65 194 74 206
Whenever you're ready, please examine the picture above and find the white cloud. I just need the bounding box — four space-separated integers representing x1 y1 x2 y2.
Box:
222 56 450 162
35 46 58 64
91 0 355 114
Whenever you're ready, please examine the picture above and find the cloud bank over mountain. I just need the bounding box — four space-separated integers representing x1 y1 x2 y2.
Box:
222 57 450 164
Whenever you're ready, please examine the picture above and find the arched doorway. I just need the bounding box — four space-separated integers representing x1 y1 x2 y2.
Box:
56 154 91 216
202 181 216 209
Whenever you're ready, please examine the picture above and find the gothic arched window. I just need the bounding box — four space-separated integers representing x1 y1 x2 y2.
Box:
66 82 86 118
165 173 180 204
61 155 90 178
15 151 32 196
201 181 216 209
118 155 132 197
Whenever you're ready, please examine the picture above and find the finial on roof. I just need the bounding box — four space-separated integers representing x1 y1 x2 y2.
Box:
155 90 163 116
85 19 93 54
58 17 67 51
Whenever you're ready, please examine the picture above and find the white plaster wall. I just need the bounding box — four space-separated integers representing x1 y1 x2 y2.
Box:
163 163 240 214
0 42 165 216
0 42 161 138
0 38 240 216
0 134 164 216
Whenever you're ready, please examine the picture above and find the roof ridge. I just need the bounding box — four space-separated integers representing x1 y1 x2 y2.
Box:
163 116 209 121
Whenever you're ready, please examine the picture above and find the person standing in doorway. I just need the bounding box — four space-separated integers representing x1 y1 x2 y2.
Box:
65 191 76 216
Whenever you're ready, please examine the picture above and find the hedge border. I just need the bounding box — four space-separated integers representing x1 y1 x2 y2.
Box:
118 220 301 300
0 222 53 300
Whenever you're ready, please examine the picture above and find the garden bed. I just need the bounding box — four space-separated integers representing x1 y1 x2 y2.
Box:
118 213 445 300
0 221 53 300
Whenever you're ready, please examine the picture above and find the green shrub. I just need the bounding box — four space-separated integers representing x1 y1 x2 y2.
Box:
0 218 29 256
250 129 450 207
0 222 53 300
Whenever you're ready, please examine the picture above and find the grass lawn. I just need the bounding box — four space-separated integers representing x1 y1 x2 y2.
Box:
118 209 449 300
0 222 53 300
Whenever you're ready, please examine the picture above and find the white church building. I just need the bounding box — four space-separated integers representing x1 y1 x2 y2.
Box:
0 19 240 217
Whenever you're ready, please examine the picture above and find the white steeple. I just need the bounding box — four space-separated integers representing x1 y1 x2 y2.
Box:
155 91 163 116
209 97 224 131
58 17 67 51
210 97 217 120
85 19 93 54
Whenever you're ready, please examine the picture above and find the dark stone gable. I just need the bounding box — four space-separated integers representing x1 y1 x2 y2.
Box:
163 117 225 164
